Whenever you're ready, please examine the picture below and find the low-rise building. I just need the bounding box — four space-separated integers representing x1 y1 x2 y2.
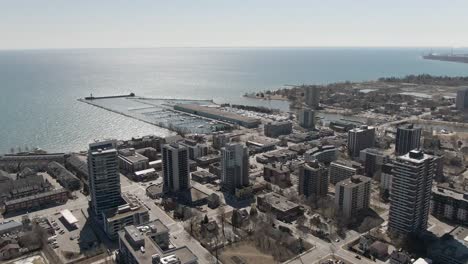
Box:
66 153 89 182
0 240 21 261
257 192 303 222
264 121 293 138
149 160 162 170
329 121 356 132
118 148 150 173
146 184 164 199
191 170 218 184
389 250 411 264
0 153 66 172
431 185 468 224
282 132 318 143
0 171 53 204
246 137 278 153
118 221 198 264
0 221 23 236
195 154 220 167
103 193 150 240
136 147 159 161
4 189 68 213
257 149 297 164
119 135 162 151
47 161 81 191
263 163 291 188
134 168 158 182
304 145 338 164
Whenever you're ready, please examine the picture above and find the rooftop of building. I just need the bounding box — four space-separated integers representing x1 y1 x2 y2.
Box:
4 188 67 205
303 160 325 170
104 193 147 222
265 120 292 126
306 145 337 154
89 139 117 153
263 149 296 158
191 170 218 178
360 147 386 156
397 123 421 130
433 185 468 201
164 142 187 150
0 221 22 233
336 175 370 187
331 159 360 169
119 149 149 163
0 152 66 159
397 150 433 164
104 204 147 222
135 168 157 176
195 154 220 161
264 163 290 173
146 184 163 196
349 125 375 133
258 192 300 212
119 221 196 264
246 136 279 146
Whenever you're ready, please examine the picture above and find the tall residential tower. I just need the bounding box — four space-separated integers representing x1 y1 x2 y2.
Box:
162 143 190 193
347 126 375 158
389 150 434 235
88 140 122 220
305 86 320 109
456 86 468 110
299 161 328 200
395 124 421 156
221 143 250 195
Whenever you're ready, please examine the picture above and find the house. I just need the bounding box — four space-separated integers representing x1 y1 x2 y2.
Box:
0 242 21 261
389 251 411 264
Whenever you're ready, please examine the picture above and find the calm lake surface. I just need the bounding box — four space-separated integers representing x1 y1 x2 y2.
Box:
1 47 467 153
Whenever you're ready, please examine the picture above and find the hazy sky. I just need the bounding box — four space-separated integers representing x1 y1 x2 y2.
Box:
1 0 467 49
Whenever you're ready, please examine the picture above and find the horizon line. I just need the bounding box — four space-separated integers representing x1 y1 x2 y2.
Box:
0 45 466 52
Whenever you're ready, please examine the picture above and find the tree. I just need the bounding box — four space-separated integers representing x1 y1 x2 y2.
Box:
204 214 209 224
249 204 258 217
19 224 47 250
217 206 226 237
296 215 306 228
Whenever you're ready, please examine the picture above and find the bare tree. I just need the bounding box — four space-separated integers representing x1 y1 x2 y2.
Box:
216 206 226 237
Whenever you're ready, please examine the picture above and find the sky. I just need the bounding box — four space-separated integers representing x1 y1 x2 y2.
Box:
1 0 467 49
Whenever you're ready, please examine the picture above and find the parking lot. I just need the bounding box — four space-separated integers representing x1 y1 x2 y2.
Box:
47 208 100 263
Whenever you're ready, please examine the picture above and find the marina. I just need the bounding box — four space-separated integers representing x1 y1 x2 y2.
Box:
79 96 232 134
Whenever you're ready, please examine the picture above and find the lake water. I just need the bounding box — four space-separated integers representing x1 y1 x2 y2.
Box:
1 47 467 153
